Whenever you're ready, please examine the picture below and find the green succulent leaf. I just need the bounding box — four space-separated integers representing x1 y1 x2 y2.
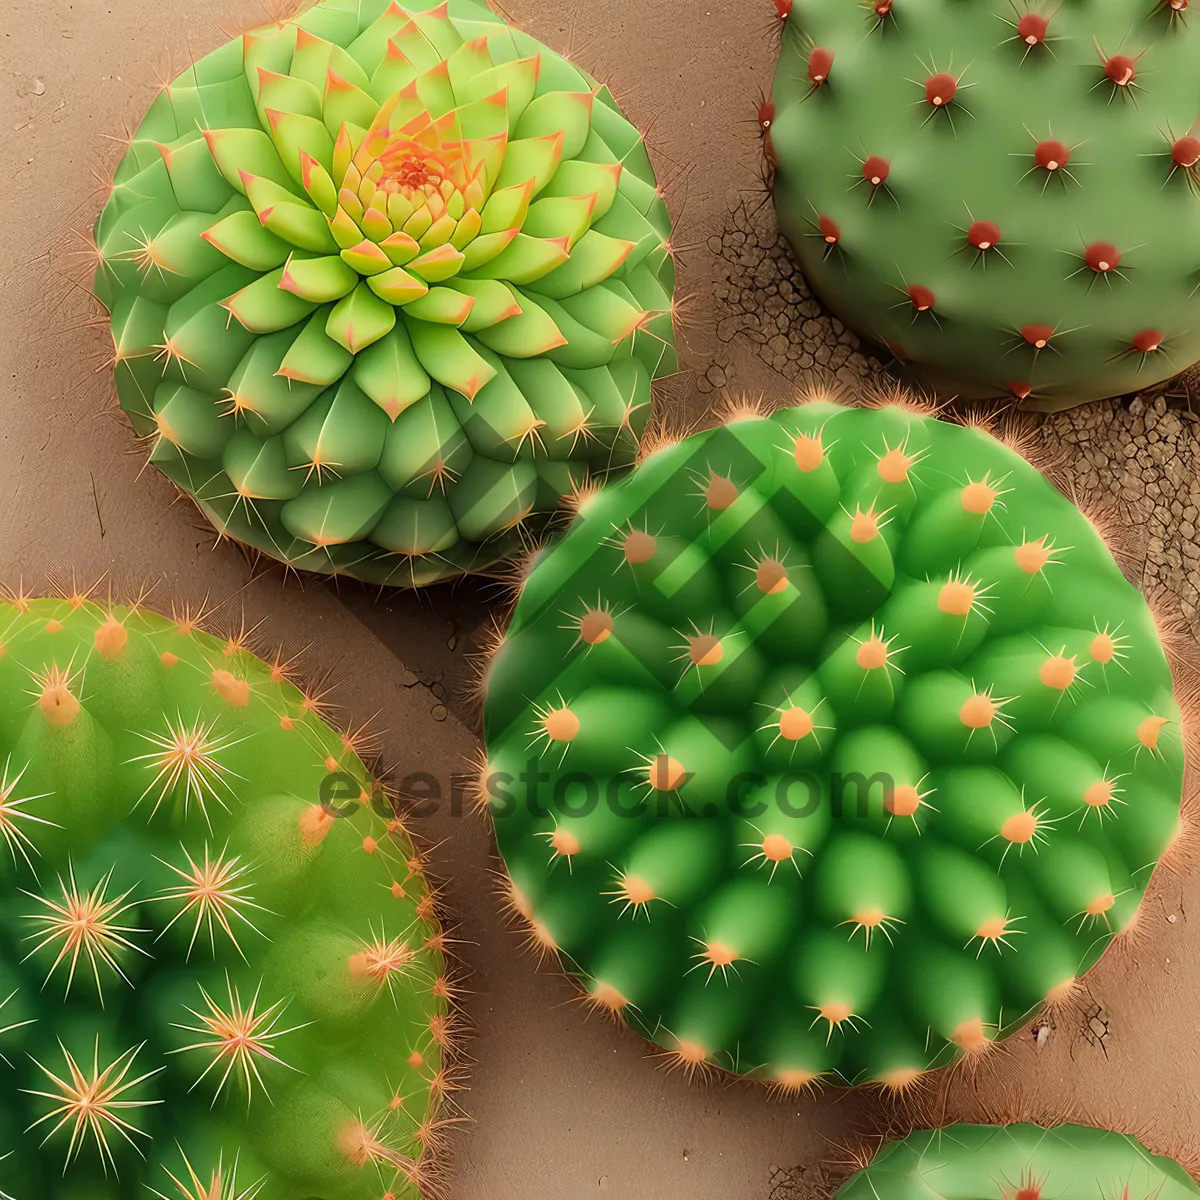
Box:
280 253 360 304
203 210 292 271
326 280 398 352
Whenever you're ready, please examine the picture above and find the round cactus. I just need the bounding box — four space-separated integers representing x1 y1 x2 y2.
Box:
481 398 1184 1090
94 0 676 586
838 1124 1200 1200
769 0 1200 410
0 594 455 1196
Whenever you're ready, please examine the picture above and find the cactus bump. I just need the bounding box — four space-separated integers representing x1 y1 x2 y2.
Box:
94 0 676 586
482 398 1184 1089
838 1125 1200 1200
769 0 1200 410
0 593 455 1196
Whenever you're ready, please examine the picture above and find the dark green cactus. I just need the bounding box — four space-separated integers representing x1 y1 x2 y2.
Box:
482 398 1184 1089
94 0 676 586
0 595 455 1198
838 1124 1199 1200
769 0 1200 410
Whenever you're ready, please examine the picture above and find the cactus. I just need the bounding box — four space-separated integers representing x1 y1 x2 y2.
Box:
0 593 455 1197
94 0 676 586
481 398 1184 1089
838 1124 1200 1200
768 0 1200 410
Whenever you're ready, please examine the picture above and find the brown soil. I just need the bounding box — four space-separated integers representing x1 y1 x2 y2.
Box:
2 1 1198 1197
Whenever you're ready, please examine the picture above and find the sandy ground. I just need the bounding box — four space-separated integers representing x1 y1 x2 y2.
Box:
2 0 1200 1197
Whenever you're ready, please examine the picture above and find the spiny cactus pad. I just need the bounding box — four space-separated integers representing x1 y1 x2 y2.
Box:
482 401 1184 1089
769 0 1200 410
94 0 675 586
0 597 452 1197
838 1124 1200 1200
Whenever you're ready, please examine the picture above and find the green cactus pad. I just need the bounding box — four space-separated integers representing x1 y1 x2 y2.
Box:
0 596 454 1197
838 1124 1200 1200
769 0 1200 410
482 400 1184 1089
94 0 676 586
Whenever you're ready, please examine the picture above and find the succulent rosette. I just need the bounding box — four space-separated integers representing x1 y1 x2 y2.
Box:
94 0 676 585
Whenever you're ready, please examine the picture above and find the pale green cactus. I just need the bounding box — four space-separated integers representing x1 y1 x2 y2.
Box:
769 0 1200 409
